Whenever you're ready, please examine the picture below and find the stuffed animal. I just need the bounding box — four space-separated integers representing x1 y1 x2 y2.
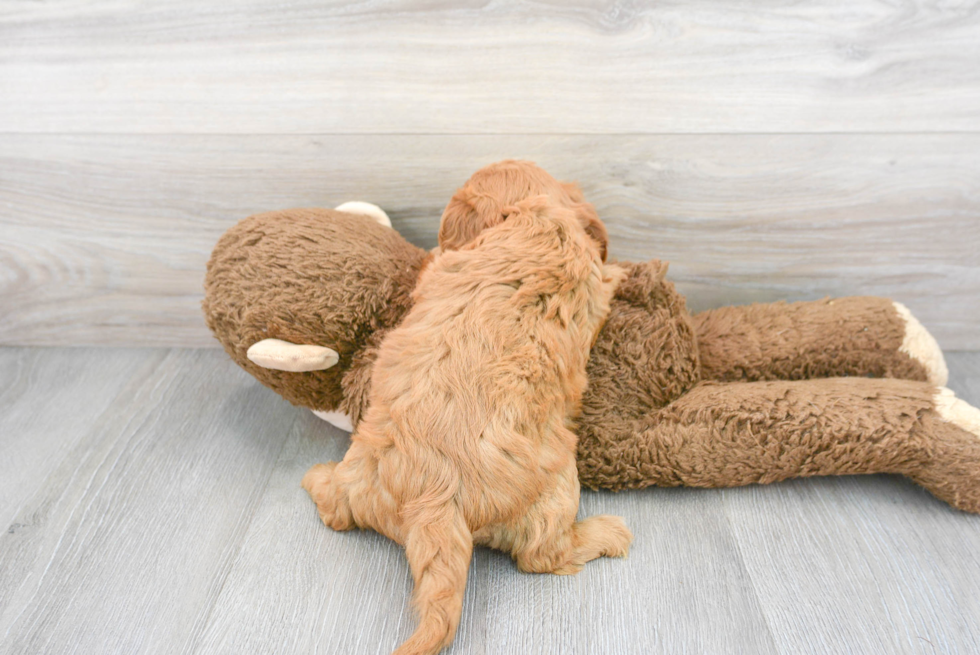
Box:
203 161 980 513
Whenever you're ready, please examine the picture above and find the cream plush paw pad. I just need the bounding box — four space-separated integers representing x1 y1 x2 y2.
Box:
894 302 949 386
935 387 980 438
334 201 392 228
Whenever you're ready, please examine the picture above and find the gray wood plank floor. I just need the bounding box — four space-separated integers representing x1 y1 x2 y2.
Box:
1 348 979 654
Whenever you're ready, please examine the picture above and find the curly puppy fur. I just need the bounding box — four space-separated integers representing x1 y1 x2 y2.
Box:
440 159 609 262
303 196 632 655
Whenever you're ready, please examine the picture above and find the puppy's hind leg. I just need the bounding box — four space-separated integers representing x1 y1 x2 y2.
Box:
301 462 355 531
553 514 633 574
511 463 632 576
393 505 473 655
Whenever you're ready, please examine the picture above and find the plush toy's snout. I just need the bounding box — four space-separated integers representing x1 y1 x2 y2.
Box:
246 338 340 372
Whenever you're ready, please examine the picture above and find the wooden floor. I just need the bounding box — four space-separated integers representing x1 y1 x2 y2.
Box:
0 347 978 655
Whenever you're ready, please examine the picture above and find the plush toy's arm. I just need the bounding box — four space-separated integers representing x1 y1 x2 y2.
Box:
589 259 702 412
576 377 980 513
692 297 948 386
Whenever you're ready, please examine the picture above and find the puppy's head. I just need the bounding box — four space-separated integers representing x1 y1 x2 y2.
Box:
439 160 608 261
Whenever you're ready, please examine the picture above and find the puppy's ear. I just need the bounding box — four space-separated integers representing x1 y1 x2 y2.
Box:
502 194 551 220
561 181 608 262
439 187 504 251
561 181 588 204
573 201 608 262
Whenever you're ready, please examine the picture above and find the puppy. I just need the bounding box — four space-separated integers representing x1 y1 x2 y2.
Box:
438 159 607 261
302 194 631 655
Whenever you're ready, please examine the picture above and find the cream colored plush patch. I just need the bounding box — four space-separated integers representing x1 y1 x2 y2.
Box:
246 338 339 372
311 409 354 432
894 302 949 386
935 387 980 438
334 201 392 228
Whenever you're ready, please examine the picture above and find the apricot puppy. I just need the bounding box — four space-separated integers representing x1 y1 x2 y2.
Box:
302 195 632 655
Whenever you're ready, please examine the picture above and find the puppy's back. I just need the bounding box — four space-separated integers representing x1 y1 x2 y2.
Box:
366 197 615 472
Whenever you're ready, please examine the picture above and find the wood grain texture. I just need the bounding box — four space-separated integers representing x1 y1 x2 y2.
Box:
195 350 980 655
723 477 980 654
0 348 158 530
2 0 980 134
722 351 980 655
1 349 979 654
196 414 779 655
0 349 297 655
1 134 977 348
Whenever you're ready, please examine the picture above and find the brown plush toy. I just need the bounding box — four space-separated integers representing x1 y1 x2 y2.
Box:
203 161 980 513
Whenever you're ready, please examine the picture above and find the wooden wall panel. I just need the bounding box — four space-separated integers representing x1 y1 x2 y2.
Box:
0 1 977 348
1 134 976 348
2 1 980 134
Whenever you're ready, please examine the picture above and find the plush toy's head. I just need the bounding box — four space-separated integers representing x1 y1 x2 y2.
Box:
440 160 608 261
203 207 427 416
202 161 608 426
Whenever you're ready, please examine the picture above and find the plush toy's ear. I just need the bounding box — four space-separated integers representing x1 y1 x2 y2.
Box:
439 187 506 252
561 182 607 261
561 181 588 204
334 201 392 228
573 200 608 262
246 338 339 372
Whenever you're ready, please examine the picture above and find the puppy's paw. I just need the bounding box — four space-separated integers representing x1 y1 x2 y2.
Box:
302 462 353 530
581 514 633 559
552 514 634 574
301 462 337 495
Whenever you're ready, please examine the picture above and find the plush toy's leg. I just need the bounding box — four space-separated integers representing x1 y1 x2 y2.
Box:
577 377 980 513
693 296 948 386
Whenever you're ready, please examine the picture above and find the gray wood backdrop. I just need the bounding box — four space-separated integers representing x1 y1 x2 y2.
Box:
1 1 978 348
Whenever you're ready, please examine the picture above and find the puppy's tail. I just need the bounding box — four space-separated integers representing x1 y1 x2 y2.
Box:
393 505 472 655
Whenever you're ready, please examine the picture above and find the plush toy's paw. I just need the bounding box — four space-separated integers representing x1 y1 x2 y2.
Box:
894 302 949 386
334 201 392 228
912 388 980 513
311 409 354 432
935 387 980 439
